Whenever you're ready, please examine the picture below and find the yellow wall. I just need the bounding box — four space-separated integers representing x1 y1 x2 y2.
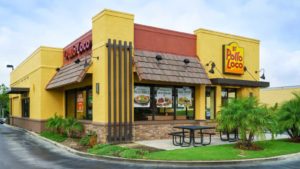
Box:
260 86 300 106
92 9 134 123
194 29 261 120
10 47 63 120
194 28 260 81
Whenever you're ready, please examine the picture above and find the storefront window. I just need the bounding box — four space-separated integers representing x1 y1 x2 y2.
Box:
65 86 92 120
205 87 216 120
134 85 195 121
176 87 194 120
221 88 237 106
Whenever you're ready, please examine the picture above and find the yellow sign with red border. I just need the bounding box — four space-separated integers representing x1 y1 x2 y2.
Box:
223 42 244 75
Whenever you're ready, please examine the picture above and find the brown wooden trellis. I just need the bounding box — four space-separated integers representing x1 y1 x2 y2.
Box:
106 39 133 143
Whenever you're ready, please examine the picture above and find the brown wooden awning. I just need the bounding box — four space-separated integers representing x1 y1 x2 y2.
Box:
210 78 270 88
134 50 211 85
46 56 92 89
6 87 29 94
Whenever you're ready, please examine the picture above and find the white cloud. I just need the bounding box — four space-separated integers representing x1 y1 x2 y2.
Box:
0 0 299 87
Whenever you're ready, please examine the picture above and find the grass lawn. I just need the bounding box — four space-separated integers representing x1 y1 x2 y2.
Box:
40 131 67 142
145 140 300 161
88 144 149 159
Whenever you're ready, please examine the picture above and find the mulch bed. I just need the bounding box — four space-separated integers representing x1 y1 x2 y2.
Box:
60 138 89 152
234 142 264 151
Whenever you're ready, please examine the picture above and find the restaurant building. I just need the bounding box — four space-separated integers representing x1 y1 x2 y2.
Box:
8 9 269 143
260 85 300 106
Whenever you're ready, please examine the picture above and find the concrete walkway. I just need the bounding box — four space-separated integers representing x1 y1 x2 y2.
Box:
136 134 289 150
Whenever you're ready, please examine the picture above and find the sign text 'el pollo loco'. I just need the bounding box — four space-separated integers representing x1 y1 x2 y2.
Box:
223 42 244 75
63 31 92 65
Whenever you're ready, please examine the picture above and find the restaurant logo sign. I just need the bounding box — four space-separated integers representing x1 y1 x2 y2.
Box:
64 40 92 61
223 42 244 75
63 31 92 65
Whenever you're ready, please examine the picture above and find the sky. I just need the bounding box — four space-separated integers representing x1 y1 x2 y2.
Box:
0 0 300 87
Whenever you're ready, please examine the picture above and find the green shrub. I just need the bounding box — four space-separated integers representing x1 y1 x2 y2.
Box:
88 144 149 159
276 92 300 141
40 131 67 142
46 114 64 133
217 97 275 148
120 149 149 159
88 144 127 156
79 135 90 146
63 117 84 138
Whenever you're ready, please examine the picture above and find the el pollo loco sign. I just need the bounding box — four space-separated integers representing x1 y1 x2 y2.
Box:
63 31 92 65
223 42 244 75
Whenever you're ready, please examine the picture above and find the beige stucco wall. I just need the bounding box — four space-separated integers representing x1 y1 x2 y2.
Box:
260 86 300 106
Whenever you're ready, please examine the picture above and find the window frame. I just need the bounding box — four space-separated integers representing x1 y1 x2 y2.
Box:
134 83 195 121
65 86 93 120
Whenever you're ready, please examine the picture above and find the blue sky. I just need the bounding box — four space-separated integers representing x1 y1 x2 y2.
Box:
1 0 300 87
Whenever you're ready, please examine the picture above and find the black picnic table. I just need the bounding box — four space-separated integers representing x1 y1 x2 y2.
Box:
173 125 215 147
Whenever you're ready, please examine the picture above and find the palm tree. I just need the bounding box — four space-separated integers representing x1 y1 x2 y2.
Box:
46 114 64 133
63 117 84 138
217 97 274 149
276 93 300 141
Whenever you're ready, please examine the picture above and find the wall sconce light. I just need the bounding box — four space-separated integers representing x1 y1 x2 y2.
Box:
255 69 266 80
183 58 190 70
206 61 216 74
183 58 190 65
155 55 162 62
74 58 80 64
92 56 99 60
96 83 100 94
6 64 14 70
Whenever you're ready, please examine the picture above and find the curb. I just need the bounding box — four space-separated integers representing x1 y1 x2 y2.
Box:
4 124 300 166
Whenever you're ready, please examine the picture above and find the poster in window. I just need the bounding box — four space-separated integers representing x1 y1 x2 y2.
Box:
156 87 173 108
77 92 84 113
177 88 192 108
134 86 150 108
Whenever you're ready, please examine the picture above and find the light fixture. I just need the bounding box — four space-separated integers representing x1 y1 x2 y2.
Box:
74 58 80 64
6 64 14 70
206 61 216 74
183 58 190 65
155 55 162 62
92 56 99 60
56 68 60 72
96 83 100 94
255 69 266 80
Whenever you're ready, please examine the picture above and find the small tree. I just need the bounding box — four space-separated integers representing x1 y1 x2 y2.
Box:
63 117 84 138
0 84 9 118
46 114 64 134
218 97 274 149
276 93 300 141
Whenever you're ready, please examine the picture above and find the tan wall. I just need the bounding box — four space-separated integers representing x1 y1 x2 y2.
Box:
194 28 260 81
92 9 134 123
260 86 300 106
9 47 63 120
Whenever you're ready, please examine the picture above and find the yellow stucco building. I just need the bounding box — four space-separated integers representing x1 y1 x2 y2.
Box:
260 86 300 106
8 9 269 143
